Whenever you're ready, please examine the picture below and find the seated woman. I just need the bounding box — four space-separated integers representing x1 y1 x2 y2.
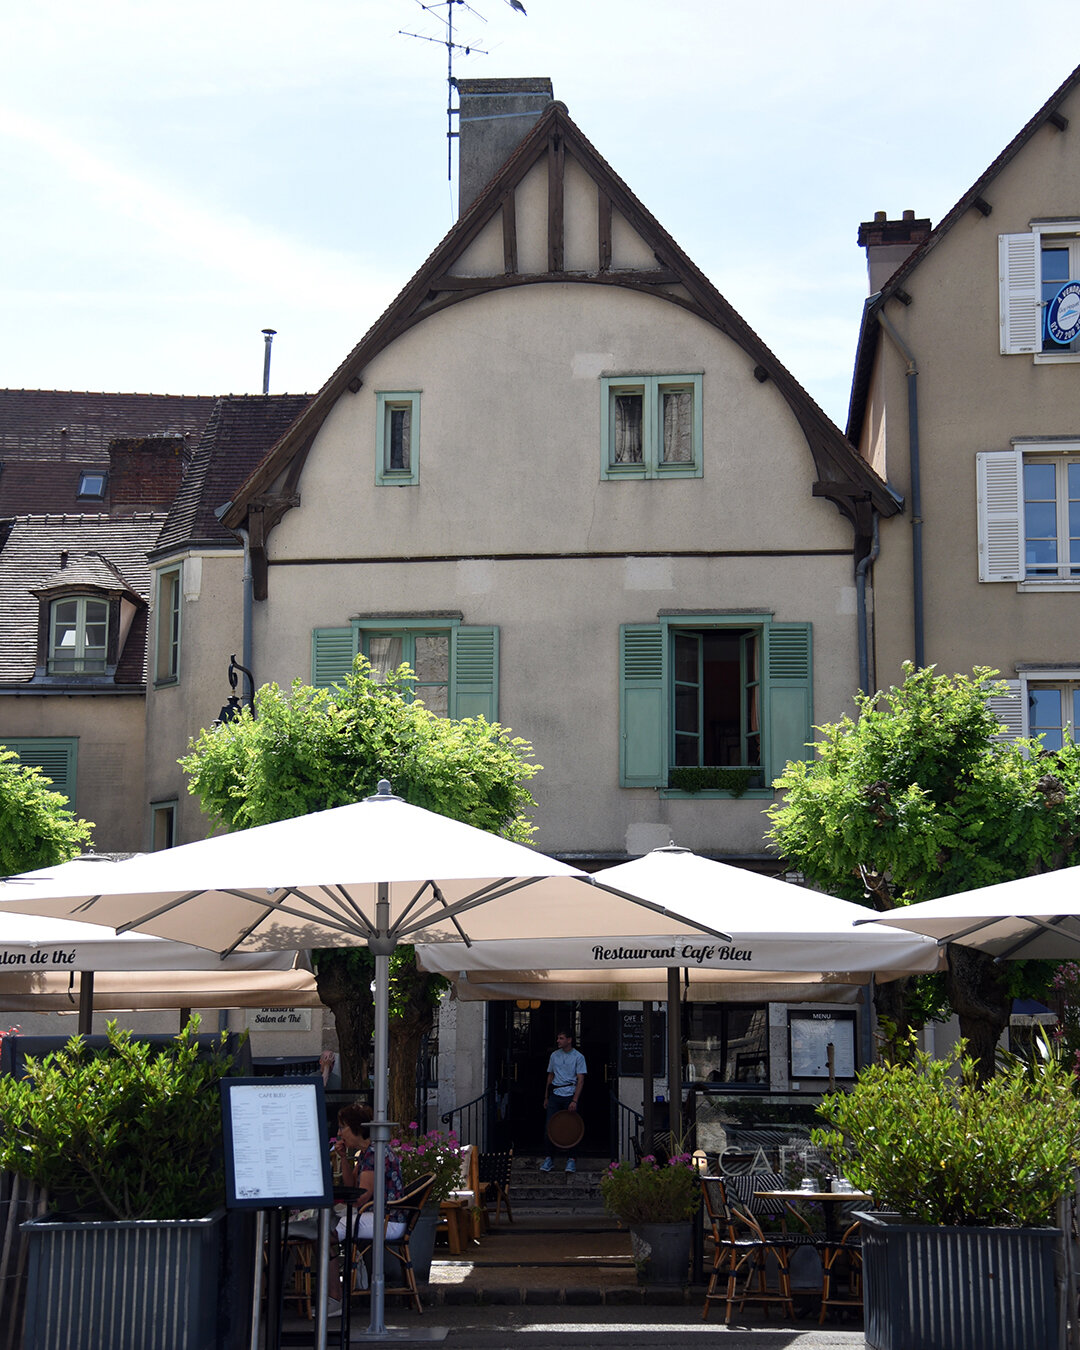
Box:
327 1103 406 1313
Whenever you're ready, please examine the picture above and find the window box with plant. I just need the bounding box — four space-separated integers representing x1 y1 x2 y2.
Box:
0 1019 250 1350
812 1037 1080 1350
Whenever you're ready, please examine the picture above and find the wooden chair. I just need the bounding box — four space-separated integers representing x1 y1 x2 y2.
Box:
819 1218 863 1322
352 1172 436 1315
702 1176 799 1323
446 1143 485 1239
478 1149 514 1226
282 1235 316 1321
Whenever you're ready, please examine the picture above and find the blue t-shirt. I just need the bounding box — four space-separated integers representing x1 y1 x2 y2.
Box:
547 1046 587 1095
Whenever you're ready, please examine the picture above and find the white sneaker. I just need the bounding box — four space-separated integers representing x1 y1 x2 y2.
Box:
326 1296 342 1318
539 1157 553 1172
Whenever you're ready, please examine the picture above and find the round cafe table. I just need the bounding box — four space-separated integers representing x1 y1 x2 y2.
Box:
753 1189 871 1243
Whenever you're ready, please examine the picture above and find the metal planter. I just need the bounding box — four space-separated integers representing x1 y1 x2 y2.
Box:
857 1210 1060 1350
629 1221 692 1285
21 1206 250 1350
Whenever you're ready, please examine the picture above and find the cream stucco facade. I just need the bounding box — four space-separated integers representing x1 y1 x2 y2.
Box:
853 66 1080 740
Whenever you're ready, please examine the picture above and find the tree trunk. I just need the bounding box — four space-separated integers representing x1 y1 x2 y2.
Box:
388 950 438 1128
314 951 374 1093
872 976 918 1060
944 945 1013 1081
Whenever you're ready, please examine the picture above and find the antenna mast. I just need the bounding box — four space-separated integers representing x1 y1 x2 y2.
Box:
400 0 527 180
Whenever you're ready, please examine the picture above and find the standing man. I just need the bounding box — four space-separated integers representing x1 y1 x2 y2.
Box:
540 1028 586 1173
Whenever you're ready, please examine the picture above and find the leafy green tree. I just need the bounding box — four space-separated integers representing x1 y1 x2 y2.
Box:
766 664 1080 1077
181 659 540 1121
0 747 93 875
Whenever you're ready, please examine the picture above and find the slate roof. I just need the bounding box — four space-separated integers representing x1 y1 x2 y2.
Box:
154 394 313 556
0 514 167 685
0 390 216 516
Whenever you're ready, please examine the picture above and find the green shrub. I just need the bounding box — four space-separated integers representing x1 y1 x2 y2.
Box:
812 1038 1080 1227
667 767 755 796
0 1018 239 1220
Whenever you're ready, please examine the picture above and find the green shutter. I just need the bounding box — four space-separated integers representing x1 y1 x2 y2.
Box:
450 626 499 721
764 622 813 787
311 628 356 689
620 624 667 787
2 737 78 806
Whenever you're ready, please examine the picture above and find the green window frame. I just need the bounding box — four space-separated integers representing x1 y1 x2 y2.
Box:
375 391 421 486
2 737 78 806
48 595 108 674
600 374 703 479
619 616 812 793
311 620 498 722
154 565 182 684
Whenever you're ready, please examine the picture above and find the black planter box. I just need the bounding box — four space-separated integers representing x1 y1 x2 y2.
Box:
857 1210 1061 1350
21 1206 252 1350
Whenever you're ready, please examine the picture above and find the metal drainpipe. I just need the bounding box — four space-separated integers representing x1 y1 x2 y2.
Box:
238 526 254 702
875 307 925 669
855 512 881 695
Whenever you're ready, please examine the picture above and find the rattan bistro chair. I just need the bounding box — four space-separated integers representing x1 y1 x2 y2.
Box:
352 1172 437 1314
478 1149 514 1226
702 1176 800 1323
818 1217 863 1322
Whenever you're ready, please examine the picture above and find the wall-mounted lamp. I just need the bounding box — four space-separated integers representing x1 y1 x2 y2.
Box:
215 654 256 726
514 999 541 1011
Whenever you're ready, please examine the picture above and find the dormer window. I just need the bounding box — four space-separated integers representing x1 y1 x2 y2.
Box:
48 596 108 673
77 471 107 499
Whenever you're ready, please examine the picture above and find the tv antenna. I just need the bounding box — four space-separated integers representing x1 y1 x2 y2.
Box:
400 0 527 179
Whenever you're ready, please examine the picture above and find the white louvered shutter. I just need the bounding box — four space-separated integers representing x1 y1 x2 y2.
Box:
987 679 1025 742
977 450 1024 581
999 233 1041 354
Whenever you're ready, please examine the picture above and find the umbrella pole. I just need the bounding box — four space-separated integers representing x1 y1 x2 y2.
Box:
78 972 94 1035
666 968 681 1144
367 887 392 1336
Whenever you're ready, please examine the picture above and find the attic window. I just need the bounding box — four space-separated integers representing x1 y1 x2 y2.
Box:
77 471 107 499
49 596 108 673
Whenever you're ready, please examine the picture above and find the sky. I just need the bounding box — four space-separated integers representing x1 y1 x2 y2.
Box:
2 1 1079 427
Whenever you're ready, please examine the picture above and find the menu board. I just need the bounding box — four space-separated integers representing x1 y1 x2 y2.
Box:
788 1011 856 1080
221 1078 333 1208
618 1009 667 1076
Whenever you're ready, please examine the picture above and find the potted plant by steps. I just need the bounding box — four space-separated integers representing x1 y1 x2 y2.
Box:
0 1018 249 1350
390 1122 464 1280
813 1036 1080 1350
600 1152 701 1285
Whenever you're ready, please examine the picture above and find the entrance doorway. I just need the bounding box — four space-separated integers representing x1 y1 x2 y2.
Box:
487 1001 618 1156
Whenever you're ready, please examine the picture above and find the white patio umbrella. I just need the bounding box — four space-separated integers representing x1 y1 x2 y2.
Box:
0 785 726 1341
859 865 1080 960
0 861 309 1029
417 847 945 985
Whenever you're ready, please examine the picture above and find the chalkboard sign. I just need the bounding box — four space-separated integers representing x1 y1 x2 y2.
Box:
221 1077 333 1209
618 1010 667 1076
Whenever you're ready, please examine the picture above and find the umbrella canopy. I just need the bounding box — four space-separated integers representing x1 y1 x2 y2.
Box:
0 805 724 955
0 786 726 1341
862 866 1080 960
417 847 944 984
0 965 320 1012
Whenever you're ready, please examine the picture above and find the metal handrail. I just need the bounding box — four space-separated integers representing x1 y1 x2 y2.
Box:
441 1085 496 1148
609 1090 644 1163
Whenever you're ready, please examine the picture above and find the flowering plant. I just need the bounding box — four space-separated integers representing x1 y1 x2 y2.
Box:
599 1154 701 1224
389 1122 464 1203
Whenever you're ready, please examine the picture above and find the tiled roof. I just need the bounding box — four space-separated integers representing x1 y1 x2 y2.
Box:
0 390 216 516
0 514 167 685
154 394 312 555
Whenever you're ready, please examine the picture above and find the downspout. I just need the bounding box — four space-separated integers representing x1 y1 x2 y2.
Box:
214 502 255 706
875 307 925 669
855 511 880 694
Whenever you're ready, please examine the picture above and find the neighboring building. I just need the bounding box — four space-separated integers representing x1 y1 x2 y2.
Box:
848 60 1080 742
167 81 898 1140
0 391 215 848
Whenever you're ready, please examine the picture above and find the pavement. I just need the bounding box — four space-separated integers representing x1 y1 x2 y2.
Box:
282 1214 867 1348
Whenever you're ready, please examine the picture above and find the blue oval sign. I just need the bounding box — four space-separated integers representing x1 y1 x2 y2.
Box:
1047 282 1080 344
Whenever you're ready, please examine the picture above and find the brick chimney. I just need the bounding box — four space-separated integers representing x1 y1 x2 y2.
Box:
108 437 187 513
456 77 553 217
857 210 931 294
